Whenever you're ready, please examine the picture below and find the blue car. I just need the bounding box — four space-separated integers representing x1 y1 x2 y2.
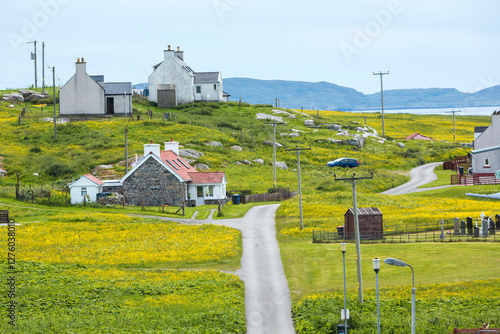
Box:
327 158 360 168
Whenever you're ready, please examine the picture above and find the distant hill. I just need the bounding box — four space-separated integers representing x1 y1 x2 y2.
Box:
133 78 500 110
222 77 500 110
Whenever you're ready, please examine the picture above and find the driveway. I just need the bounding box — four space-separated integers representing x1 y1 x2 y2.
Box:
381 162 457 195
140 204 296 334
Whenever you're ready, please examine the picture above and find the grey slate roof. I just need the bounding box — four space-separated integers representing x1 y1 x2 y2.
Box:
103 82 132 95
90 75 104 82
346 207 382 216
194 72 220 84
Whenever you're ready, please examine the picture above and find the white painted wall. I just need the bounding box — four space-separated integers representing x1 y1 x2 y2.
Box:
474 115 500 149
473 150 500 174
60 61 105 115
70 177 102 204
106 94 132 115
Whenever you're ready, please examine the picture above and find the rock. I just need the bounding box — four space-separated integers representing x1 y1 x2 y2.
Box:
346 136 365 148
355 127 367 132
397 142 406 148
275 162 288 170
194 163 210 171
263 140 283 148
179 149 205 159
235 161 243 165
2 93 24 102
271 109 292 116
230 145 243 151
256 113 283 122
254 158 264 164
0 168 7 177
18 90 38 98
326 124 342 131
290 132 300 137
292 129 305 133
26 93 49 101
182 157 196 164
326 139 342 144
242 160 252 165
206 141 223 148
7 105 14 108
337 130 350 136
288 115 297 119
304 120 315 126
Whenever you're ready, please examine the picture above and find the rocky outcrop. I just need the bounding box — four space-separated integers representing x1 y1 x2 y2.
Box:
254 158 264 164
206 141 223 148
263 140 283 148
397 142 406 148
194 163 210 171
2 93 24 102
179 149 204 159
274 162 288 170
256 113 283 122
230 145 243 151
304 120 315 126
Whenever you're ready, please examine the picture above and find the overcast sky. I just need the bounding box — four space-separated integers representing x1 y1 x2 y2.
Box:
1 0 500 94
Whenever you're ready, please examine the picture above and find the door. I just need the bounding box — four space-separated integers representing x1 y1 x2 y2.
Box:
106 97 114 114
195 86 202 101
196 186 205 206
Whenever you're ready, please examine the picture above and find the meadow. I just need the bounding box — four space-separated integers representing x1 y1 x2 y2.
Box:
1 90 499 332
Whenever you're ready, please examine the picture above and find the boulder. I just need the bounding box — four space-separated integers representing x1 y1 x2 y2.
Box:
242 160 252 165
230 145 243 151
397 142 406 148
179 148 205 159
7 105 15 108
254 158 264 164
346 136 365 148
2 93 24 102
274 162 288 170
326 138 342 144
206 141 223 148
235 161 243 165
304 119 315 126
18 90 38 98
263 140 283 148
289 132 300 138
271 109 292 116
326 124 342 131
256 113 283 122
194 163 210 171
26 93 49 101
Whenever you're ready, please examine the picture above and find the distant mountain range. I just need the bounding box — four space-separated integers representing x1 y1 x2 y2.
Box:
133 78 500 110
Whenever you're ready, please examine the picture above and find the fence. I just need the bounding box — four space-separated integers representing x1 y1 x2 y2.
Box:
449 328 499 334
451 173 500 186
243 189 297 204
313 219 500 244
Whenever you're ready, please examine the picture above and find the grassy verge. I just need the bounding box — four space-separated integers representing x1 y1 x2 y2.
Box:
418 163 456 188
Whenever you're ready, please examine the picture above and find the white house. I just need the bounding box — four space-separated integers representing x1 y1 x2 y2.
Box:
59 58 132 116
148 46 224 107
471 112 500 175
69 174 104 204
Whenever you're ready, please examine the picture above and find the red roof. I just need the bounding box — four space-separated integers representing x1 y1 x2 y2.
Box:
159 150 196 181
83 174 104 185
406 133 433 140
188 172 225 184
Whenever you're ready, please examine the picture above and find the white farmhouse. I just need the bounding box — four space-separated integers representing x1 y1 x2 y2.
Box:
59 58 132 116
69 174 104 204
148 46 225 107
471 111 500 175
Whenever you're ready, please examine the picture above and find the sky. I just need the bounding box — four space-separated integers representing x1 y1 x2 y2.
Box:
1 0 500 94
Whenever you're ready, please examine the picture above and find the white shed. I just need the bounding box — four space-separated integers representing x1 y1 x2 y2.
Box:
188 172 227 206
69 174 104 204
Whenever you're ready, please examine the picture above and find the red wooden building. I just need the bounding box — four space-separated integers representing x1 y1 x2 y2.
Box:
344 207 383 240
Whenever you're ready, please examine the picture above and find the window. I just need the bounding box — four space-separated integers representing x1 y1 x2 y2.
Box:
197 186 203 197
484 157 490 167
213 84 217 90
205 185 214 197
196 86 201 94
81 187 87 196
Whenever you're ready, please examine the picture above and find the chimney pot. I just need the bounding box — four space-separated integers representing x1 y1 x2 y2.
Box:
168 45 171 51
77 58 80 63
177 46 180 52
150 139 153 144
82 57 84 62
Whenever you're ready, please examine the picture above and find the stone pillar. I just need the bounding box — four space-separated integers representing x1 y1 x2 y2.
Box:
453 217 460 235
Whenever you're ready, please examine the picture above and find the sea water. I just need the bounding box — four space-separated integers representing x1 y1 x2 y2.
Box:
348 106 500 116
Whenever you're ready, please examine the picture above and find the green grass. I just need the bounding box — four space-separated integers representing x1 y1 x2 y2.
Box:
418 163 456 188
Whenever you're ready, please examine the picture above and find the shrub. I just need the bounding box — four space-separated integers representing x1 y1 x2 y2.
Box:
43 160 75 177
29 146 42 153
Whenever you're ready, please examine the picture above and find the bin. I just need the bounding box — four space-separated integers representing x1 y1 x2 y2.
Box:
337 324 349 334
232 194 241 205
336 226 344 238
459 166 464 175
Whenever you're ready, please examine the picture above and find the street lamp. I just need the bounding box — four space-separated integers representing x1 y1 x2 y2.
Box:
373 258 381 334
340 243 348 334
384 258 416 334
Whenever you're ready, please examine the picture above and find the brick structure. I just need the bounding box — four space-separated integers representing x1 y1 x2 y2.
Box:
122 157 185 206
344 207 383 240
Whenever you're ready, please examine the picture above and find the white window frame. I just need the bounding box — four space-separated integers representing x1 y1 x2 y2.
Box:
81 187 87 196
484 157 490 167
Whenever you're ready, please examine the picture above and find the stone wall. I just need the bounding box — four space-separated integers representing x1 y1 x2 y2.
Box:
123 158 184 206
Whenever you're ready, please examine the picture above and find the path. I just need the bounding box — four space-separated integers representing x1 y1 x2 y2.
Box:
381 162 458 195
139 204 296 334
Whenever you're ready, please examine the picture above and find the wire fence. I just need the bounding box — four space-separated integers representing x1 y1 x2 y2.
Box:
313 219 500 244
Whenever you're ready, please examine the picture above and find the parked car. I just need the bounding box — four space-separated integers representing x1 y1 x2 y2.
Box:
327 158 360 168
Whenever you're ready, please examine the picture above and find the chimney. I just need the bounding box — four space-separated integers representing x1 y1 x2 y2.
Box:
75 57 87 78
174 46 184 61
168 45 171 51
164 141 180 155
144 140 161 157
164 45 175 61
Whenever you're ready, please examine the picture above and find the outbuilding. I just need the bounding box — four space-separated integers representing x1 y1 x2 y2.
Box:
69 174 104 204
344 207 383 240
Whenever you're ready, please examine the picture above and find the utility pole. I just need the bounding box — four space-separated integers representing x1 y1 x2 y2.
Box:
265 121 286 189
285 146 311 230
125 127 128 174
52 67 57 140
334 171 374 304
30 41 37 89
446 109 461 142
373 71 389 136
42 42 45 94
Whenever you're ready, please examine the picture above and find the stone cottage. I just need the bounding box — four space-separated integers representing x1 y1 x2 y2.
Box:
148 46 225 107
59 58 132 116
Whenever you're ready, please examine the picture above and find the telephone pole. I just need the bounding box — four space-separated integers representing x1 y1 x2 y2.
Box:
30 41 37 89
334 171 374 304
265 121 286 189
42 42 45 94
285 146 311 229
446 109 461 142
373 71 389 136
125 127 129 174
52 66 57 140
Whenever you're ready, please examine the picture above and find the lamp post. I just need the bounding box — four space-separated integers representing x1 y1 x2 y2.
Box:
373 258 381 334
384 258 415 334
341 243 348 334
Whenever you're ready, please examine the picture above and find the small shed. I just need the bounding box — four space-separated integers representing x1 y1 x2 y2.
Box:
344 207 383 240
69 174 104 204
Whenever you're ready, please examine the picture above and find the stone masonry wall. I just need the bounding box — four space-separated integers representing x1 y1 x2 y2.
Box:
123 158 184 206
